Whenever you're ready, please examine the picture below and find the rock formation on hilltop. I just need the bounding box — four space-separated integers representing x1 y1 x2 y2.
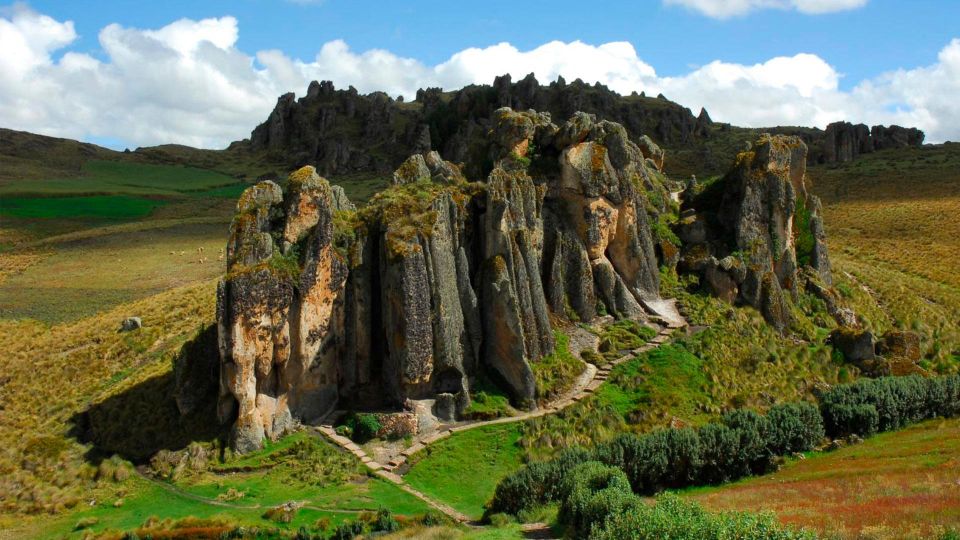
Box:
236 77 925 181
213 109 678 451
244 74 706 179
822 121 925 163
678 134 832 330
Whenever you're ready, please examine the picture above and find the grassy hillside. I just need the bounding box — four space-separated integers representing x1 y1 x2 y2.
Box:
687 417 960 539
0 221 228 323
810 143 960 372
1 129 958 537
0 281 434 538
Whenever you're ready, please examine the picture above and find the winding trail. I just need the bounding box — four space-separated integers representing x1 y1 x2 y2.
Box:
313 303 688 525
126 303 687 533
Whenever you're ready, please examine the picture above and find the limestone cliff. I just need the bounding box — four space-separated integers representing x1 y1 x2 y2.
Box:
214 110 676 451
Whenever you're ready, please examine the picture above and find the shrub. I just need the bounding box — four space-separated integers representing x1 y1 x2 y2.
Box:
591 494 817 540
557 462 634 537
488 446 592 515
342 413 381 444
818 374 960 437
695 423 743 484
722 409 773 475
765 402 825 455
329 519 366 540
630 428 701 493
371 508 400 533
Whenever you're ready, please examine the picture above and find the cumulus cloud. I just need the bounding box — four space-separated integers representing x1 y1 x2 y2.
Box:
0 4 958 149
664 0 868 19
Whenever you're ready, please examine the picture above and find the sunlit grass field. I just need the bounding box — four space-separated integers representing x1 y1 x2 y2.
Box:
405 424 525 520
0 221 228 323
687 417 960 539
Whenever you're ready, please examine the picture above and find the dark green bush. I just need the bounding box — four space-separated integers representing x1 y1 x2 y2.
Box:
342 413 381 444
371 508 399 533
488 446 592 515
633 428 701 492
695 423 743 484
557 462 636 538
819 374 960 437
721 409 772 475
765 402 825 455
329 519 365 540
590 494 817 540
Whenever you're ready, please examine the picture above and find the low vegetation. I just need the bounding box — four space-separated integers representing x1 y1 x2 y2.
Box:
492 401 825 516
405 424 524 520
532 331 585 403
690 416 960 538
493 372 960 538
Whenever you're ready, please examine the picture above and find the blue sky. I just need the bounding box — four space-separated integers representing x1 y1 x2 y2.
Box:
27 0 959 90
3 0 959 148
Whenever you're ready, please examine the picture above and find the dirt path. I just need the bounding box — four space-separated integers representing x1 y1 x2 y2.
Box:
313 311 688 524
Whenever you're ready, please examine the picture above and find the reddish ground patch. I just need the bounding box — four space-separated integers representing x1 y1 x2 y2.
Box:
687 418 960 539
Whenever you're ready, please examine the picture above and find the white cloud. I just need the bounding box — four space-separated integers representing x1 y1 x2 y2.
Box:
0 5 958 149
664 0 868 18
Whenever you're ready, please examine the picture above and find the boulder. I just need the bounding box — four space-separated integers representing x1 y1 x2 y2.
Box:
392 154 431 185
119 317 141 332
877 331 921 363
829 327 876 363
637 135 665 172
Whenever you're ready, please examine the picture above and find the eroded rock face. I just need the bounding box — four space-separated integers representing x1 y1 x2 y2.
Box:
216 112 676 451
681 134 832 330
246 75 707 179
217 167 347 452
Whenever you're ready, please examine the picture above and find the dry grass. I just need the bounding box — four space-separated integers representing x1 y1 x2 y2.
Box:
0 221 227 323
0 280 216 523
688 417 960 539
810 143 960 372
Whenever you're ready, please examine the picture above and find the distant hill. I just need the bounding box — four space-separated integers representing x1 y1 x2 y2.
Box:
0 128 118 182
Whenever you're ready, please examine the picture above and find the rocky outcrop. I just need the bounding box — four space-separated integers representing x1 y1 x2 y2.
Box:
822 121 924 163
829 328 923 377
680 134 832 330
212 111 674 451
241 75 706 179
217 166 348 452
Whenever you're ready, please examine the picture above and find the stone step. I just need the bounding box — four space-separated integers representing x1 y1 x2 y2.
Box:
366 461 384 471
401 443 425 457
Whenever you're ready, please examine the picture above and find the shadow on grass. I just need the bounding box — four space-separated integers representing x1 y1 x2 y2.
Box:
69 325 227 464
